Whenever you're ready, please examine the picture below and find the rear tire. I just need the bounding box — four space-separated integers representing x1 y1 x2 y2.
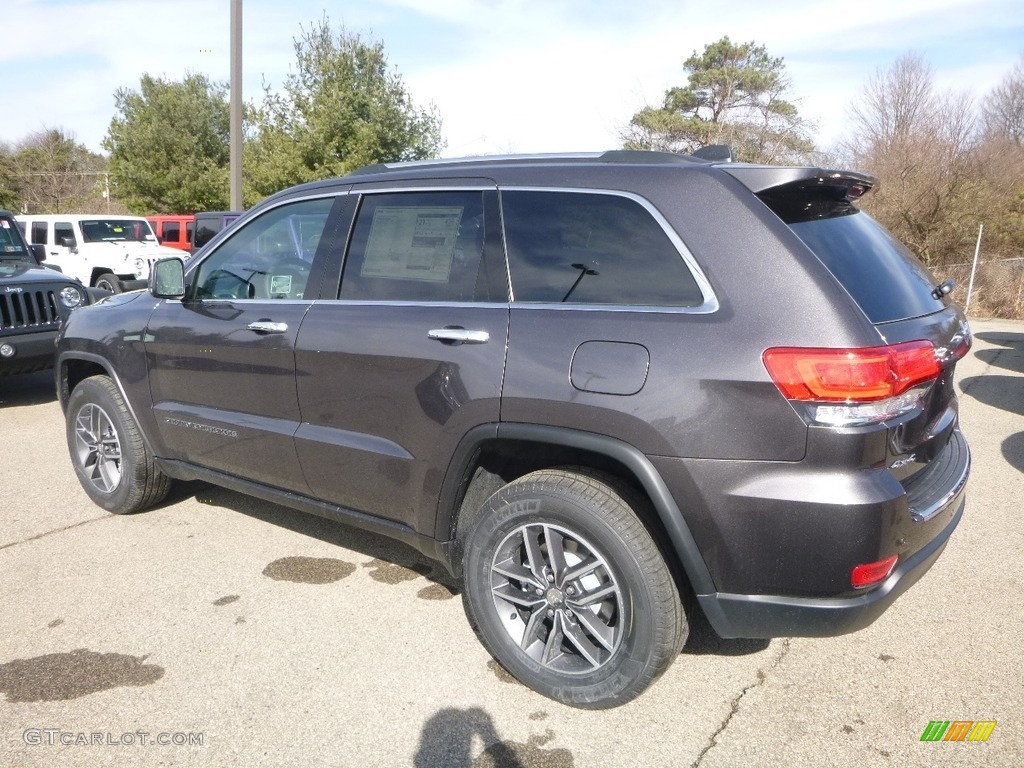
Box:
66 375 171 514
94 273 121 293
461 469 687 709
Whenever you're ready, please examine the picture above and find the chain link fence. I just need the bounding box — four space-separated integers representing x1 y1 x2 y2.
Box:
934 257 1024 320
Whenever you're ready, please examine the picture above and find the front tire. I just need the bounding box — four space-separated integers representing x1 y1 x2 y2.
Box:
66 376 171 514
462 469 687 709
94 273 121 293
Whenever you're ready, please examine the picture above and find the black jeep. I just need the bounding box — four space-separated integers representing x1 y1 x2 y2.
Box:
0 210 100 375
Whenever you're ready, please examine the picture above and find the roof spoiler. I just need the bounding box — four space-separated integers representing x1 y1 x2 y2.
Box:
722 166 876 197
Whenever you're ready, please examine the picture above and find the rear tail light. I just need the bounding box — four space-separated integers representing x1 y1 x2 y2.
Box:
851 554 898 588
763 341 941 426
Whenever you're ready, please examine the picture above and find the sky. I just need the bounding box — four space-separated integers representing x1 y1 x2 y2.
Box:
3 0 1023 160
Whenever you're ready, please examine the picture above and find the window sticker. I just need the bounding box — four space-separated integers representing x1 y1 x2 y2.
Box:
269 274 293 295
361 206 463 283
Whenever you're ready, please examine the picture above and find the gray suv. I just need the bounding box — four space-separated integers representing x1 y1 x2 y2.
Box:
55 151 971 708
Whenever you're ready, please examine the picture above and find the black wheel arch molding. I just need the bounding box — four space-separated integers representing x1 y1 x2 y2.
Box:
55 350 162 461
435 422 719 597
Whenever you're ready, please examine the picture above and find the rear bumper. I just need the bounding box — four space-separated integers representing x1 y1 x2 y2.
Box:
698 484 965 639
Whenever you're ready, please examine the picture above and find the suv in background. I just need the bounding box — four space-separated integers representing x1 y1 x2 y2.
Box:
16 214 181 293
0 210 100 375
191 210 241 254
54 151 971 708
148 215 194 252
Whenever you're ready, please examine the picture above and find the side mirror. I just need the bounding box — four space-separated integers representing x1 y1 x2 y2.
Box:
150 257 185 299
29 243 47 262
60 236 78 252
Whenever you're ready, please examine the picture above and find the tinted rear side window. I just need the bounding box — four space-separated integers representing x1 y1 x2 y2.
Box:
787 212 946 324
501 190 704 307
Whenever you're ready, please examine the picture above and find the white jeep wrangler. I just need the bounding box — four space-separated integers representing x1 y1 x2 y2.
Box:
16 214 182 293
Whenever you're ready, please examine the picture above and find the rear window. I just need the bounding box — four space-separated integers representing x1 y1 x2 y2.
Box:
501 190 704 307
787 211 946 324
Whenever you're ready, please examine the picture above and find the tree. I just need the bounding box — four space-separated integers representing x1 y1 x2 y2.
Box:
104 73 231 214
0 144 19 211
623 37 815 163
981 55 1024 143
245 17 443 201
10 129 107 214
976 56 1024 261
844 54 979 265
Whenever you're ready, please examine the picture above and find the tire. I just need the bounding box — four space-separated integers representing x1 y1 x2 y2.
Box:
94 273 121 293
66 375 171 514
461 469 687 709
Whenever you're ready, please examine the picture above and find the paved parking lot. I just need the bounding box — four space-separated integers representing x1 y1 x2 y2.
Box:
1 318 1022 767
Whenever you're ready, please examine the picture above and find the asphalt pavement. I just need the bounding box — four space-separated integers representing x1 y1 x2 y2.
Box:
1 318 1022 767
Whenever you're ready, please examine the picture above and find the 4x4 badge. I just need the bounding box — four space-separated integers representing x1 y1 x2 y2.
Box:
890 453 917 470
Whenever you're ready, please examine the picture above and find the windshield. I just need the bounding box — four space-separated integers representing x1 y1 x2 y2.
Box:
80 219 156 243
0 217 30 259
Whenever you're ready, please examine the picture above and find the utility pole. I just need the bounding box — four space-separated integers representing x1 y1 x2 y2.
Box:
230 0 243 211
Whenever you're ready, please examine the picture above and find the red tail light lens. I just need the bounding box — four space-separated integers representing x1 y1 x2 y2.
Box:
763 341 940 403
851 554 898 588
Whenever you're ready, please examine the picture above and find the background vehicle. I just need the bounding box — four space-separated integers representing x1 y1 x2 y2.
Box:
55 151 970 708
1 210 102 375
148 215 194 252
191 210 242 254
16 214 181 293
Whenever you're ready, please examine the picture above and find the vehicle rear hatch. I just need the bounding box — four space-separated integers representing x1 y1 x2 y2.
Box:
727 165 970 524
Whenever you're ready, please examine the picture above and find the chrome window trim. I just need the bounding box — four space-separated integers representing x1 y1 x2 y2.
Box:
497 186 719 314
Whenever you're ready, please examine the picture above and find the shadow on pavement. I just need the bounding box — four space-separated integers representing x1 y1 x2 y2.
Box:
972 332 1024 375
414 706 574 768
682 606 771 656
0 370 57 407
960 374 1024 418
1003 432 1024 474
974 331 1024 346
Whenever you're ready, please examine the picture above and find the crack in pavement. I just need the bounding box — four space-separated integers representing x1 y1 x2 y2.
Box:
690 638 792 768
0 514 110 552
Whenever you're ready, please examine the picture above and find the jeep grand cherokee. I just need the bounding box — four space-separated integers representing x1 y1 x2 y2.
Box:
55 151 971 708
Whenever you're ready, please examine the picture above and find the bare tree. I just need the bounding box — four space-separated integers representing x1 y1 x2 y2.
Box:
11 129 108 214
981 55 1024 143
845 54 978 265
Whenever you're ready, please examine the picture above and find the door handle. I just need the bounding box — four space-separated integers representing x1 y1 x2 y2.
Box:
247 321 288 334
428 328 489 345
